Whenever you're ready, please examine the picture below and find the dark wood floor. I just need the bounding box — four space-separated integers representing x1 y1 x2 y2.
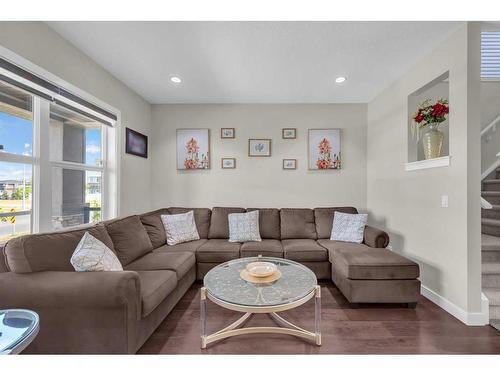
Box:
138 282 500 354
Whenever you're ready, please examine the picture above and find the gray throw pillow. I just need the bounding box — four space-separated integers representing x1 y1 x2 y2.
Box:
228 210 262 243
330 212 368 243
71 232 123 271
161 211 200 245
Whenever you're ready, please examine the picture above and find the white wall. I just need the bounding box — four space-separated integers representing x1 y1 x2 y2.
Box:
151 104 367 209
0 22 152 215
367 23 482 315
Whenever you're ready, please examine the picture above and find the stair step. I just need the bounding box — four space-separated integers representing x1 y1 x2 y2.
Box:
490 305 500 320
484 288 500 305
481 219 500 236
482 234 500 251
483 250 500 262
482 180 500 191
482 263 500 274
491 320 500 331
482 192 500 204
483 274 500 288
482 205 500 219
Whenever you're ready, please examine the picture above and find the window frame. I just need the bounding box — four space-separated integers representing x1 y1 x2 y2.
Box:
0 46 121 240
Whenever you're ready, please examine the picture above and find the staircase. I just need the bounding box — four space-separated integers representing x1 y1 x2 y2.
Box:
481 169 500 330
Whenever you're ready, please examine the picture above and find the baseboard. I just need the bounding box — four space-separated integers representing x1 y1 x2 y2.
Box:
421 285 489 326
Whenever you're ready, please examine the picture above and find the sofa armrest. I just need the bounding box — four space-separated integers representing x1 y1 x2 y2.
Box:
363 225 389 248
0 271 141 353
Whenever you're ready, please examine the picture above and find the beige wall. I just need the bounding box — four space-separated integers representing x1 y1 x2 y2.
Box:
0 22 152 215
367 23 482 313
151 104 367 209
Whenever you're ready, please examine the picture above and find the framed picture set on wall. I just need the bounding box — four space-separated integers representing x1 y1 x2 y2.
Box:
125 127 148 158
308 129 341 170
176 128 210 170
248 139 271 157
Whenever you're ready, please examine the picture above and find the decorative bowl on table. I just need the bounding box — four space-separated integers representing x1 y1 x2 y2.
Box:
245 261 277 278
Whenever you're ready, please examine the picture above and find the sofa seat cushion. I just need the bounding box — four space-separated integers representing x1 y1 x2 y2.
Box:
153 239 207 254
137 270 177 317
318 240 420 280
280 208 317 239
196 239 241 262
125 251 195 280
105 215 153 266
240 240 283 258
246 208 281 239
282 239 328 262
140 208 170 248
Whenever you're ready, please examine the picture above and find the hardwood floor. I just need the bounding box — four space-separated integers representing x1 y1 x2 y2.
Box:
138 282 500 354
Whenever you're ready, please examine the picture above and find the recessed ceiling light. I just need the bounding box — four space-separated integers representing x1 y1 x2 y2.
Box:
170 76 182 84
335 76 347 84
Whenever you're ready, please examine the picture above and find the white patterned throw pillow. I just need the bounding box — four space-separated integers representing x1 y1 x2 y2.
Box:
330 212 368 243
71 232 123 272
228 210 262 242
161 211 200 245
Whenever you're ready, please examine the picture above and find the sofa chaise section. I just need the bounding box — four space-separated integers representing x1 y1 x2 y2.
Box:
319 240 420 306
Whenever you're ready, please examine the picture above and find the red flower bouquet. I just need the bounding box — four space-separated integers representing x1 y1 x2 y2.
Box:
411 98 449 139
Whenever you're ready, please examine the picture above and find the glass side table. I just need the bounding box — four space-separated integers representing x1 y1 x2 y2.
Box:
0 309 40 354
201 257 321 348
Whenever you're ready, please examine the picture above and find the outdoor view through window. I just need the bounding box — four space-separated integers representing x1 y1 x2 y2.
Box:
0 80 33 242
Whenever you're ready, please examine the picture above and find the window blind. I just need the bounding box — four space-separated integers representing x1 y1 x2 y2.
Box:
0 57 117 126
481 31 500 79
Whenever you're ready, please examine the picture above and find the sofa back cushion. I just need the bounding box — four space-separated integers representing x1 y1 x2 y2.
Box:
168 207 212 239
140 208 170 248
4 224 114 273
0 245 8 273
208 207 246 239
314 207 359 239
246 208 280 239
105 215 153 266
280 208 317 239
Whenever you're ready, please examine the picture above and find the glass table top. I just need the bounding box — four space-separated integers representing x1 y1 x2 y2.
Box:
0 309 39 354
204 257 317 307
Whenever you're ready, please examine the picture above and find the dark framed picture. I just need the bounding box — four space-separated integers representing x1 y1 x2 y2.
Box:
221 128 235 139
221 158 236 169
125 127 148 158
282 128 297 139
283 159 297 170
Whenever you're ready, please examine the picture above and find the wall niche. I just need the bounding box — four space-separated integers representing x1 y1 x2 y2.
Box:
406 71 450 169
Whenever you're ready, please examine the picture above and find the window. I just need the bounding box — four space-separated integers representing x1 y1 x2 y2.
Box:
0 55 119 241
481 31 500 79
0 81 34 242
50 103 105 229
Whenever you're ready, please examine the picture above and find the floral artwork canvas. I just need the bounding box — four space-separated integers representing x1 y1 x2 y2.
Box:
176 129 210 170
308 129 341 170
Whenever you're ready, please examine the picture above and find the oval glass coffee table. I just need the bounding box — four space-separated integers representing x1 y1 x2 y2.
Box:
201 256 321 348
0 309 40 354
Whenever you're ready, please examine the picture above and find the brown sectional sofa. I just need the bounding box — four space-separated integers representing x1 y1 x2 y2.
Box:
0 206 420 353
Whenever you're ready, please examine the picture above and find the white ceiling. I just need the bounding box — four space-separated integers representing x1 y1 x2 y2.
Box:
47 21 462 104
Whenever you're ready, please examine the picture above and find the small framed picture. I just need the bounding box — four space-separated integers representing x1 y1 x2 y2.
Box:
221 128 235 139
282 128 297 139
283 159 297 170
125 127 148 158
248 139 271 157
221 158 236 169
